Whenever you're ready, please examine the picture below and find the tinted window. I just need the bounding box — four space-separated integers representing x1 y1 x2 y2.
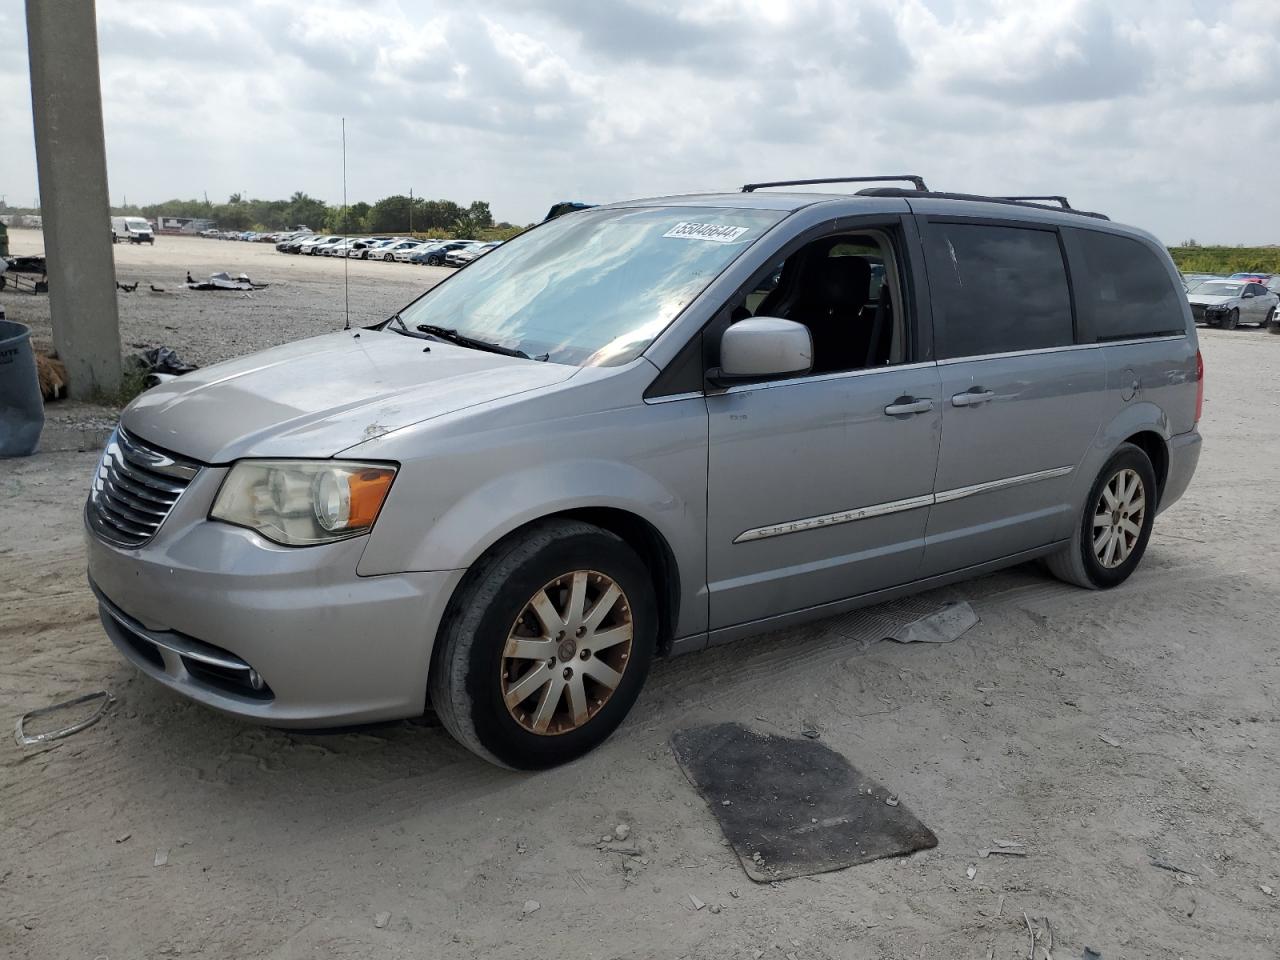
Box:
923 223 1073 359
1069 229 1186 341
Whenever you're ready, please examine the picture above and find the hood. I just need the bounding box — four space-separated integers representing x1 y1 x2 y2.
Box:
122 330 578 463
1187 295 1236 306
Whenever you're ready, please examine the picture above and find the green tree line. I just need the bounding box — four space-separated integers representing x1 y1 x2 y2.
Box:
1168 245 1280 276
89 192 528 240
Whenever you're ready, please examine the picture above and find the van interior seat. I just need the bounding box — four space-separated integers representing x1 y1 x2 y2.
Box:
765 250 873 373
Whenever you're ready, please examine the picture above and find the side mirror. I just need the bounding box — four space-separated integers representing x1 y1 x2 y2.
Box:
1243 291 1255 298
711 317 812 384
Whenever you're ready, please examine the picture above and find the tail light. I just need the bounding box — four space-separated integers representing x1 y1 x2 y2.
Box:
1194 349 1204 423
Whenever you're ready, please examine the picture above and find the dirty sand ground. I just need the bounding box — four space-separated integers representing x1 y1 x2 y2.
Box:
5 230 445 368
2 236 1278 959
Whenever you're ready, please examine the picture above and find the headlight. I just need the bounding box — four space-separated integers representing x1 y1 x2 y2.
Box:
210 460 397 546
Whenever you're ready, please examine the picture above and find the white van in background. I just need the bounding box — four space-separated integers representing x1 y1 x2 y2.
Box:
111 217 155 244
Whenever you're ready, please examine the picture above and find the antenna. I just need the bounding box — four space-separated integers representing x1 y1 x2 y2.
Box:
342 117 350 331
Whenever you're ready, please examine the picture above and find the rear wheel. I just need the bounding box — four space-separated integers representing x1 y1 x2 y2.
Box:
1046 443 1157 590
383 253 394 262
1263 306 1276 329
430 519 656 769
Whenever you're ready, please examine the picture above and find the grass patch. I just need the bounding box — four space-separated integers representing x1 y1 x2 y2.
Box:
87 367 149 408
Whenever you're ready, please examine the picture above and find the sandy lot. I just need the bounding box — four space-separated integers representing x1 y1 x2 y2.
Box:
2 238 1279 959
5 230 447 368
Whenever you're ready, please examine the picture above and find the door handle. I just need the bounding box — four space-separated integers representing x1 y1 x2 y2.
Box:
951 388 995 407
884 397 934 417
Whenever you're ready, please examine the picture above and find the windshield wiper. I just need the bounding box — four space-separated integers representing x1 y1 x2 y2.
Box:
385 313 432 339
415 323 532 360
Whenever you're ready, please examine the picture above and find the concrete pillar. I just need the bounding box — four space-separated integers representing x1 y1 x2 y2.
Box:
25 0 121 399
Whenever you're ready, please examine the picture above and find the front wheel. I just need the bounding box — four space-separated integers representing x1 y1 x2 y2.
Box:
1222 308 1239 330
430 519 656 769
1045 443 1158 590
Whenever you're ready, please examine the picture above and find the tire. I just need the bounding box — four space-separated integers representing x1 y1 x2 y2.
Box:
429 519 657 769
1223 308 1239 330
1263 306 1276 329
383 253 394 262
1046 443 1158 590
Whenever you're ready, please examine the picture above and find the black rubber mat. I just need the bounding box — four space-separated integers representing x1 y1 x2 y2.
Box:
671 722 937 882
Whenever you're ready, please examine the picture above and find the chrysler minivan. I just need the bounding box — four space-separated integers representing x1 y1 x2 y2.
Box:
87 176 1203 768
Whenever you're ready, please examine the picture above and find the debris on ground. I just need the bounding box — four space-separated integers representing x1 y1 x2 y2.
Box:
709 903 721 914
1098 734 1122 747
613 823 631 841
1259 884 1273 896
1023 913 1055 960
14 691 115 746
671 722 937 882
966 864 977 881
115 281 138 293
887 601 979 644
979 846 1028 858
115 833 131 844
185 270 268 291
127 346 198 389
1150 856 1198 876
1082 949 1102 960
885 796 899 807
153 848 169 867
689 893 705 910
521 900 540 917
373 911 391 929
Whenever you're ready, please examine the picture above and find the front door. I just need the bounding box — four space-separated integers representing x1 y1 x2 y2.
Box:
705 366 943 628
703 220 941 630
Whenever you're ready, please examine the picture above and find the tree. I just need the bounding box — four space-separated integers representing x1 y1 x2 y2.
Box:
366 195 414 233
326 201 371 234
467 200 494 230
284 191 328 231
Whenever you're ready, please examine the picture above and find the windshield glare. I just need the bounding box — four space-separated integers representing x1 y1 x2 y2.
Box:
395 205 784 366
1191 281 1242 297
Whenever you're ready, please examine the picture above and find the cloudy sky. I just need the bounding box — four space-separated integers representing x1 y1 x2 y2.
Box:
2 0 1278 241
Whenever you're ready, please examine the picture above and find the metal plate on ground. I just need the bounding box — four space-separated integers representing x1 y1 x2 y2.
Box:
671 722 937 882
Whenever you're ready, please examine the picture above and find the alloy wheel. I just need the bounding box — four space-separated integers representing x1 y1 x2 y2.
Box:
500 570 634 735
1092 468 1145 568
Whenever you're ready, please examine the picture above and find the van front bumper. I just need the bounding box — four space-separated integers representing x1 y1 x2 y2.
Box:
86 510 464 727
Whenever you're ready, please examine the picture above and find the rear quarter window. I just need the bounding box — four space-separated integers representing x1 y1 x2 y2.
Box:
921 221 1074 359
1065 229 1186 341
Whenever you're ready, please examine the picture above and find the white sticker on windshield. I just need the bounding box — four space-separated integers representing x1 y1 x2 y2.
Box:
663 222 752 243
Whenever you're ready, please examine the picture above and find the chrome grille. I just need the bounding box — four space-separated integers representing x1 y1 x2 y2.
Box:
88 428 200 548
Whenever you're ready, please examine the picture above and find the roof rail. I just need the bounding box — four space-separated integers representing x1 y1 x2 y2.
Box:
853 187 1110 221
742 175 929 193
997 195 1074 210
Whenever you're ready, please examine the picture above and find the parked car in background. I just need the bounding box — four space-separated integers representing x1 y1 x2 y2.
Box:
300 236 345 255
348 238 397 259
1180 272 1219 290
1228 272 1271 283
86 179 1202 768
374 239 424 262
111 217 155 244
417 240 477 266
392 241 435 263
445 241 500 266
1186 278 1278 328
323 238 360 257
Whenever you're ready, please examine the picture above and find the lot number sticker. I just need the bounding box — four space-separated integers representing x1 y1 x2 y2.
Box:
663 222 751 243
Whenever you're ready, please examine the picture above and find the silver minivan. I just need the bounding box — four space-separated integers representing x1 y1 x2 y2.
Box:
87 177 1203 768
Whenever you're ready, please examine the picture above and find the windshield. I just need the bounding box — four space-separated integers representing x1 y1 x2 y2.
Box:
125 218 150 230
1190 281 1242 297
395 205 784 365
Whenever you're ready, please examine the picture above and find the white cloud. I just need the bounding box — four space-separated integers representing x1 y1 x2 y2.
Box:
0 0 1276 241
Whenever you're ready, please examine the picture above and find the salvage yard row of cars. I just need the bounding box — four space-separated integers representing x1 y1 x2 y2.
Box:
273 231 502 267
1183 271 1280 329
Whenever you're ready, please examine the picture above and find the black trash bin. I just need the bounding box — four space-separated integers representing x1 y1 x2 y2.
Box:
0 318 45 457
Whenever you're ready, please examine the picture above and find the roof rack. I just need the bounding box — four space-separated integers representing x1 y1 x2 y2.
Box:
742 175 929 193
997 195 1074 210
853 187 1109 221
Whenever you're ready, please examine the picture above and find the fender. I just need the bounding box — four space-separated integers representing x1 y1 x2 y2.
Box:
1068 399 1171 514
